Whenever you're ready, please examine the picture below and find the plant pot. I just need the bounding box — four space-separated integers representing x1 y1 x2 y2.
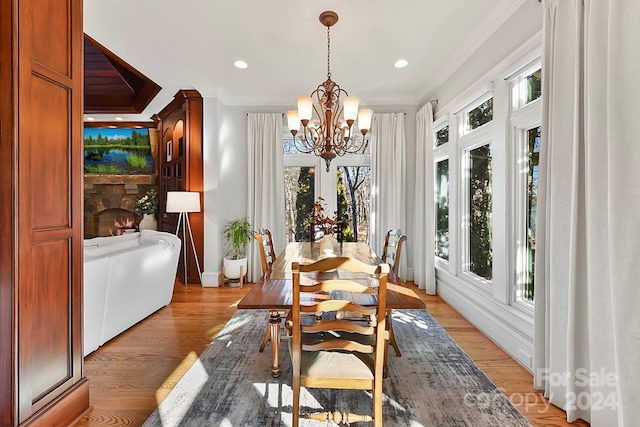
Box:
223 256 247 280
139 213 157 231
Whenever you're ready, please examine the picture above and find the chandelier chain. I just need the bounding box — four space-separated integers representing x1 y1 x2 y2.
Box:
326 26 331 79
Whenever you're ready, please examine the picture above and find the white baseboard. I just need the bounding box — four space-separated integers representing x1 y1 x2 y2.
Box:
201 271 221 287
436 269 534 373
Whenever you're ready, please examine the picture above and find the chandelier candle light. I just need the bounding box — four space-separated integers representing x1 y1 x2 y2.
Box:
286 11 373 172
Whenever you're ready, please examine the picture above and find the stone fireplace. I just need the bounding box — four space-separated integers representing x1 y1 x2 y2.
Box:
84 180 157 238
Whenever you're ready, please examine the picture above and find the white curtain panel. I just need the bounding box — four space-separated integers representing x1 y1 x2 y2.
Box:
412 103 436 294
247 113 286 282
534 1 640 425
370 113 407 279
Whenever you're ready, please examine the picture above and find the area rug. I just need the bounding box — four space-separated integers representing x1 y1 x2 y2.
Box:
143 310 530 426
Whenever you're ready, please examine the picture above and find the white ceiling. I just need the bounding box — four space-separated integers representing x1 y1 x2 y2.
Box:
83 0 526 121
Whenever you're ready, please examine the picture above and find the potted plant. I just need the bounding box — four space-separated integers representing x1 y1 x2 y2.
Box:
222 217 253 283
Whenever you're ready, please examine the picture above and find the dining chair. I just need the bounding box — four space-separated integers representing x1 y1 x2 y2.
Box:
254 228 276 276
254 228 283 352
381 229 407 358
290 257 389 427
382 229 407 278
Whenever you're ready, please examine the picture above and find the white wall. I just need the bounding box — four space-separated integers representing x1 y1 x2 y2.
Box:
201 103 286 285
428 0 543 114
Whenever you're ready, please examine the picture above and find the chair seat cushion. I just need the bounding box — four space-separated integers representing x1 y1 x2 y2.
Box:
302 349 374 380
289 333 375 380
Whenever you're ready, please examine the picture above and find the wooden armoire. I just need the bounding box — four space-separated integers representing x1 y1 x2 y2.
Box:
0 0 90 426
154 90 204 284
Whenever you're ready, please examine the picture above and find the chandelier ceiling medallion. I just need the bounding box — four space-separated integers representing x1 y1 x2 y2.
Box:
286 11 373 172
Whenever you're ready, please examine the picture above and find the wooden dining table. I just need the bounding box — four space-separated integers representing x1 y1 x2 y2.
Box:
237 239 426 377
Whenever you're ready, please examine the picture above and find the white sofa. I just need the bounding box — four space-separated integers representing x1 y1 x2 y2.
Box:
83 230 181 356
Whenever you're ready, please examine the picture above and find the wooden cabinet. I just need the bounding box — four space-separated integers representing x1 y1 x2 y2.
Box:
155 90 204 284
0 0 89 425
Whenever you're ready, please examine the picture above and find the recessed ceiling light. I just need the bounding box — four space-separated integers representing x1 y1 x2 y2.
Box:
115 117 123 121
234 60 248 69
394 59 408 69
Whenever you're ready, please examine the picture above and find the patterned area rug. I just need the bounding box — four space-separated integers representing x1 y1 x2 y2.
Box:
143 310 530 426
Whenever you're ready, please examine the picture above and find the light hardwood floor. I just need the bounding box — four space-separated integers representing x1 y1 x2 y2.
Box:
75 281 589 427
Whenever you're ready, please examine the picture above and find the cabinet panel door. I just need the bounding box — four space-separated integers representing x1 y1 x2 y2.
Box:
15 0 86 422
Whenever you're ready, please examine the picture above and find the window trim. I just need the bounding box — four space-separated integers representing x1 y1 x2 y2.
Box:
511 124 538 313
507 58 542 313
434 154 450 263
434 116 450 148
505 55 542 111
457 91 494 138
459 124 494 292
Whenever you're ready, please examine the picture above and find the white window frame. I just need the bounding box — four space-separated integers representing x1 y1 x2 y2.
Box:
458 122 494 292
456 91 495 293
510 61 542 111
507 60 542 313
433 116 451 266
458 91 494 138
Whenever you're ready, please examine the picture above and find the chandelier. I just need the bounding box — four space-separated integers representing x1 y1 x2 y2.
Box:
286 11 373 172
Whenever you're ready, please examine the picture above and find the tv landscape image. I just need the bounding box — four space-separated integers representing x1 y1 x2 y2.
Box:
84 127 154 174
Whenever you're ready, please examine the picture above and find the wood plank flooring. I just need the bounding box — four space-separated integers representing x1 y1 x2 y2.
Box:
74 281 589 427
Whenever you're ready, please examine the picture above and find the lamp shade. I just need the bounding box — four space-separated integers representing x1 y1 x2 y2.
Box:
286 110 300 133
166 191 200 213
343 96 360 121
296 96 313 121
357 109 373 132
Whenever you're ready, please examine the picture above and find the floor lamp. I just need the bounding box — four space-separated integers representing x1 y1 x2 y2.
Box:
166 191 202 285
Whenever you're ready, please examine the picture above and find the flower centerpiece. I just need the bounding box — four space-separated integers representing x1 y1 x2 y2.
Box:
135 189 158 231
309 197 344 241
135 189 158 215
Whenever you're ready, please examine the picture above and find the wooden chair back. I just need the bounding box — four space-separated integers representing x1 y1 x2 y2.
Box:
254 228 276 275
290 256 389 426
381 229 407 276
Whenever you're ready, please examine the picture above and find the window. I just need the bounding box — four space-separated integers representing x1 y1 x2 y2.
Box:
283 136 371 244
433 118 451 262
336 166 371 242
467 143 493 281
284 166 316 243
526 70 542 104
435 159 449 260
435 125 449 147
524 126 540 301
511 66 542 110
466 97 493 132
509 60 542 305
458 95 494 283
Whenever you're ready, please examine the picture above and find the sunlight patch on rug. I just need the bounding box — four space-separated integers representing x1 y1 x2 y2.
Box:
157 355 209 427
